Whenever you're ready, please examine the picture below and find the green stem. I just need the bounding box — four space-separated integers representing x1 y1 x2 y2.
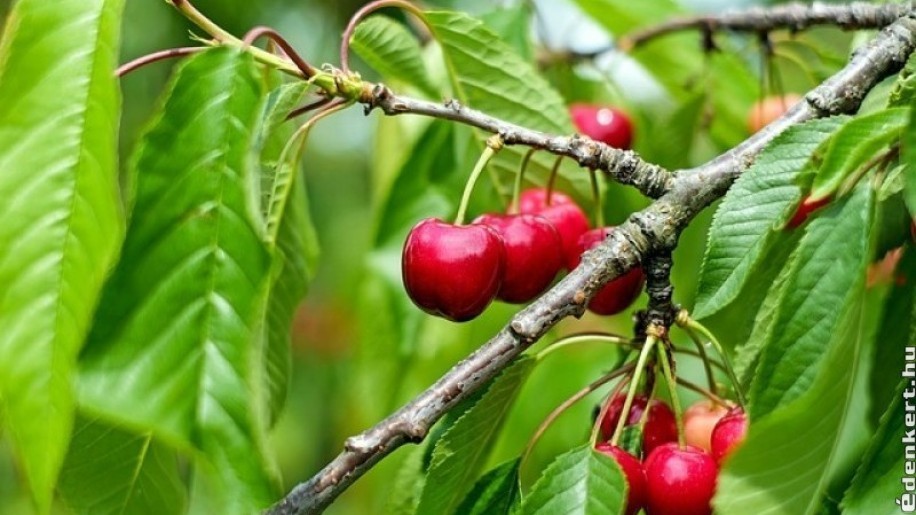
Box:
676 377 731 408
455 138 501 225
545 156 563 205
610 336 657 446
590 372 632 446
589 168 605 227
683 318 746 407
511 149 537 214
681 323 718 396
536 333 637 362
656 343 684 447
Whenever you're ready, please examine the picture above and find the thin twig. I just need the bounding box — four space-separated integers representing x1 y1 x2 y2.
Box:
116 47 203 77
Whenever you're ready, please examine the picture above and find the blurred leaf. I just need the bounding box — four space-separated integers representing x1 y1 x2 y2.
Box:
888 51 916 108
386 445 428 515
842 378 909 514
480 5 533 62
454 458 521 515
58 415 186 515
694 117 846 320
425 10 591 200
645 91 706 169
522 445 626 515
749 184 874 417
418 357 534 515
351 15 438 97
715 287 867 514
255 82 320 426
78 49 277 512
811 108 907 201
0 0 125 508
905 101 916 219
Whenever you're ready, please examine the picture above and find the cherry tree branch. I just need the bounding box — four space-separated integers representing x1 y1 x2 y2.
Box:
267 14 916 515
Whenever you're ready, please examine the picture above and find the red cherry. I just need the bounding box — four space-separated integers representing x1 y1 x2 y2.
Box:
518 188 590 270
683 401 730 452
644 443 718 515
401 218 505 322
786 195 831 229
570 104 634 150
599 395 678 455
572 228 645 315
747 93 802 133
595 443 647 515
473 213 563 303
711 407 748 464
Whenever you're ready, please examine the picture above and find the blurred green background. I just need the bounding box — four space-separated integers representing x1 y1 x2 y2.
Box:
0 0 862 512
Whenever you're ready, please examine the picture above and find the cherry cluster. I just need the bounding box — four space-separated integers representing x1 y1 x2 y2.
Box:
401 104 643 321
595 394 748 515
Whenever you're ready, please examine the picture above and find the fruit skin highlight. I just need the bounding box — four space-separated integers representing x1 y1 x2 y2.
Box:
644 443 718 515
572 228 645 315
401 218 505 322
595 443 647 515
570 104 635 150
518 188 591 271
473 213 563 303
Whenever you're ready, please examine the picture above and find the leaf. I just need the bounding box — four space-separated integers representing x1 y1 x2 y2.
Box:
454 458 521 515
888 51 916 108
842 379 909 514
256 82 320 426
350 15 438 97
417 357 534 515
58 415 186 515
522 445 626 515
694 117 846 319
424 10 590 200
715 289 868 515
810 108 908 201
480 5 533 62
749 184 874 417
0 0 125 509
385 445 428 515
905 100 916 219
78 48 277 511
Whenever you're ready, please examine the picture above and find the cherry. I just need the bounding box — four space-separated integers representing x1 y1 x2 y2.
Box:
572 228 645 315
747 93 802 133
570 104 634 150
644 443 718 515
595 443 647 515
472 213 563 303
518 188 590 270
786 195 831 229
683 401 730 452
599 394 678 455
401 218 505 322
711 407 748 464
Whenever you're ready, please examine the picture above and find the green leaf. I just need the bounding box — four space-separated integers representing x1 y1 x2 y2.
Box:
78 48 277 512
424 10 590 200
454 458 521 515
0 0 125 508
522 445 626 515
417 357 534 515
350 15 438 97
811 108 908 201
480 6 533 62
715 288 868 515
904 100 916 219
256 82 320 426
841 377 909 514
749 184 874 417
385 445 428 515
694 117 846 319
58 415 186 515
888 51 916 108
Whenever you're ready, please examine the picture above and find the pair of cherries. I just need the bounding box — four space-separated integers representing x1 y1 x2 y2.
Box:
596 394 748 515
401 188 645 321
401 103 643 321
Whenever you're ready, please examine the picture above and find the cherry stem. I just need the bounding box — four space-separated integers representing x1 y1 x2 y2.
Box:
454 136 503 225
242 26 317 78
589 168 605 227
681 321 718 396
589 372 632 446
679 315 746 407
676 377 732 408
656 341 685 447
523 364 635 466
545 156 563 206
536 332 638 362
116 47 204 77
610 335 657 446
634 377 660 449
340 0 430 74
286 97 332 121
511 149 537 214
674 347 726 372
